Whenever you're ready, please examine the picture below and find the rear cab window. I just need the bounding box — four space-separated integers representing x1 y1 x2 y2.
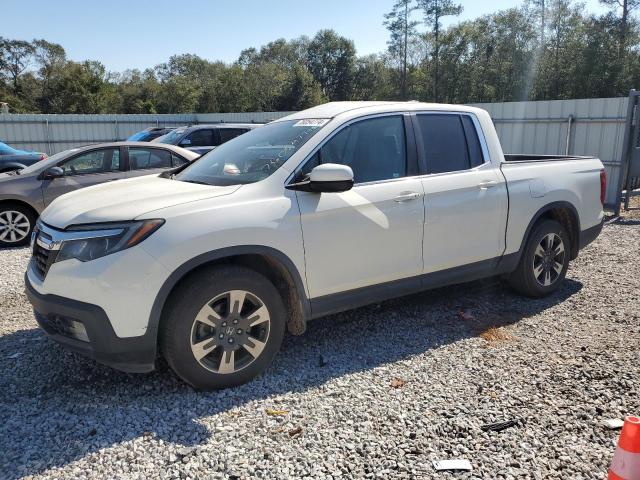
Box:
414 113 485 174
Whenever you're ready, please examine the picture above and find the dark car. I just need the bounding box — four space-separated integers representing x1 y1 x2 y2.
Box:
0 141 47 172
126 127 176 142
0 142 199 247
153 124 261 155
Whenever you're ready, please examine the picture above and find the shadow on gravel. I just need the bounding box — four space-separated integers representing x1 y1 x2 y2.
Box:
0 276 582 479
611 218 640 226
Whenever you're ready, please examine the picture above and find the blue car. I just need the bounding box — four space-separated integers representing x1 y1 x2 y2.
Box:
0 141 47 172
127 127 175 142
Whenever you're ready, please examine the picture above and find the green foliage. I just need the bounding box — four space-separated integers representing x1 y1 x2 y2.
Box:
306 30 357 100
0 1 639 114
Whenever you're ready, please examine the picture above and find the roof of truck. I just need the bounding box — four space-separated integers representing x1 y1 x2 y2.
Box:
277 101 484 121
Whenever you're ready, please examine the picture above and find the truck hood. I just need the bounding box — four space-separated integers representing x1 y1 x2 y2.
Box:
41 175 241 228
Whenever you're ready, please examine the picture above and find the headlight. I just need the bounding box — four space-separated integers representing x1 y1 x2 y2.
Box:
55 219 164 263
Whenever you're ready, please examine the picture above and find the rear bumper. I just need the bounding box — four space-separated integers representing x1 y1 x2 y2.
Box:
25 274 156 373
579 218 604 250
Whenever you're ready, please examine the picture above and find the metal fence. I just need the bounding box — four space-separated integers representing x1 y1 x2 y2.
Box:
0 97 635 210
471 97 629 209
0 112 293 155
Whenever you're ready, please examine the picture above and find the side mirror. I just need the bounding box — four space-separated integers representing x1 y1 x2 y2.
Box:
42 166 64 180
287 163 354 193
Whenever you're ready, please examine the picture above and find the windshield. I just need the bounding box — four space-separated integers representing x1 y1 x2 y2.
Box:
175 119 328 186
0 142 17 154
127 131 150 141
154 128 186 144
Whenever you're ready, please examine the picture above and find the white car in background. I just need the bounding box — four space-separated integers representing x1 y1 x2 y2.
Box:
25 102 605 390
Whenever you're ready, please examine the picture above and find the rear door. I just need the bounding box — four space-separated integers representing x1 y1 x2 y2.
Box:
126 146 178 178
42 147 124 206
414 113 508 274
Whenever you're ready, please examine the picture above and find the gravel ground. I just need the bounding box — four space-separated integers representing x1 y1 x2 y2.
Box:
1 201 639 480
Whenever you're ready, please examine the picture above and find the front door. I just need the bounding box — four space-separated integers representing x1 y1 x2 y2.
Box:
295 114 425 299
42 147 124 206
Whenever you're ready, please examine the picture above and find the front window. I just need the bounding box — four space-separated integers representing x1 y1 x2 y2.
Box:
174 119 327 186
183 129 215 147
298 115 407 184
60 148 120 176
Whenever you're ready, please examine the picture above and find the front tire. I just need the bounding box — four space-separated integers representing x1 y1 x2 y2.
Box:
160 266 286 390
508 219 570 297
0 204 36 248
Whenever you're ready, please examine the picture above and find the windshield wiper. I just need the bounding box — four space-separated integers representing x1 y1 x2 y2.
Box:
180 179 210 186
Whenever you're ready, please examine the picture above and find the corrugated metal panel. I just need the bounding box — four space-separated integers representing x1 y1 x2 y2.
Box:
0 112 293 156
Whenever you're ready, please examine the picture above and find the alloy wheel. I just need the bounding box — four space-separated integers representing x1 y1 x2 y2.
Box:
0 210 31 243
532 233 565 287
190 290 271 374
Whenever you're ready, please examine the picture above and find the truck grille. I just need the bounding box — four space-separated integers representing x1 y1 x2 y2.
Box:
31 229 58 280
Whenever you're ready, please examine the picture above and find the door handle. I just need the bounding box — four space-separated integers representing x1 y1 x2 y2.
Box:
393 191 423 202
478 180 498 189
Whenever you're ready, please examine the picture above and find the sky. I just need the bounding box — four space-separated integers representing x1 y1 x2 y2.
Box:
2 0 609 72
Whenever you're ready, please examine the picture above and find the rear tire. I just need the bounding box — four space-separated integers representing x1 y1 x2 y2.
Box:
0 204 36 248
160 265 286 390
508 219 570 297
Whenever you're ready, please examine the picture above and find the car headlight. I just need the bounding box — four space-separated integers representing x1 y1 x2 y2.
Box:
55 219 164 263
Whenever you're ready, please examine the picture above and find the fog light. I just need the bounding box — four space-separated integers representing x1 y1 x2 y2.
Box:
67 319 89 342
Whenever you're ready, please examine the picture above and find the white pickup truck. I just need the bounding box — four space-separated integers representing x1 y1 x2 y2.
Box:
25 102 605 390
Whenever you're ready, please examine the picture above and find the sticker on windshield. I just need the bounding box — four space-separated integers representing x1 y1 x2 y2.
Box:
293 119 329 127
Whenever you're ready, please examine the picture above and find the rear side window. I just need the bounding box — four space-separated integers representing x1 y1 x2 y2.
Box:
128 148 172 170
415 114 471 174
219 128 248 144
184 129 215 147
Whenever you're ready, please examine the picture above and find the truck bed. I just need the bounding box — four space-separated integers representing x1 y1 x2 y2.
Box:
503 154 594 162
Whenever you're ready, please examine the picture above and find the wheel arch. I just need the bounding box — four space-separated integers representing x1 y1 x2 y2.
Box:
0 198 40 227
520 201 581 261
150 246 310 350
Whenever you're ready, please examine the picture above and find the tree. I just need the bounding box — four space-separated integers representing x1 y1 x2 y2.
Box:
0 38 35 93
384 0 419 99
306 30 356 100
530 0 548 44
600 0 640 57
600 0 640 91
418 0 463 101
32 39 67 112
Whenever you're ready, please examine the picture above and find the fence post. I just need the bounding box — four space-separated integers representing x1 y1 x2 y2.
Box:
114 119 119 141
565 115 573 155
616 90 638 216
44 119 51 155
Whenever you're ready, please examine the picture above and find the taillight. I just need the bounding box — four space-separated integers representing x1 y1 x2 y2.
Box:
599 169 606 205
39 153 47 161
